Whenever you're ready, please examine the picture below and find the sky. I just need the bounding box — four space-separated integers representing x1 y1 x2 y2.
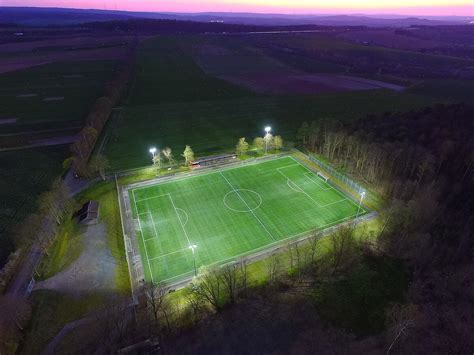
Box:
1 0 473 16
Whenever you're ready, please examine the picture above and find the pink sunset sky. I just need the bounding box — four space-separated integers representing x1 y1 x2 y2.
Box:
1 0 473 16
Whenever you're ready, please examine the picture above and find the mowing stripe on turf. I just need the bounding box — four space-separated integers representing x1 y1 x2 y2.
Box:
168 193 193 247
219 171 276 242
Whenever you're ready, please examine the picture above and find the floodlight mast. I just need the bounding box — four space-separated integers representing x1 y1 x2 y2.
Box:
356 191 366 219
264 126 272 154
189 244 197 276
149 147 157 165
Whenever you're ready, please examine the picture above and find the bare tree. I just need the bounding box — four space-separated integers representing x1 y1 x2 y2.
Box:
192 266 222 311
220 264 239 304
386 303 420 354
309 233 320 265
329 225 358 274
162 147 175 167
238 259 249 297
267 255 281 285
144 282 169 327
185 291 204 325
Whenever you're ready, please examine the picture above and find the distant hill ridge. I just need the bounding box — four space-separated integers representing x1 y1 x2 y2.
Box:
0 7 472 27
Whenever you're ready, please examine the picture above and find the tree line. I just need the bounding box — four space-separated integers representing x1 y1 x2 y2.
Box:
296 103 474 353
70 39 137 177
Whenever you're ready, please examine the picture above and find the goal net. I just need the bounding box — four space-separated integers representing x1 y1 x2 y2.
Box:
317 172 329 183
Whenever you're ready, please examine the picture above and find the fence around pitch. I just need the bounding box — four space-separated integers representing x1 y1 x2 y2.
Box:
117 151 375 292
295 149 368 201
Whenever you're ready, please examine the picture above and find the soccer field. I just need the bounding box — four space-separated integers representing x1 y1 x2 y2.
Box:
130 156 366 284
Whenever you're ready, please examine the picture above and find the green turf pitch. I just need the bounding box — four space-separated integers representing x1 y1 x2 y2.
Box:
130 156 366 284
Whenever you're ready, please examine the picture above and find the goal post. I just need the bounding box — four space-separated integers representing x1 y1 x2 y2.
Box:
317 171 329 183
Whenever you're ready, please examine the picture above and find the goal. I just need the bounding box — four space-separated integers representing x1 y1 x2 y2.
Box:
317 171 329 183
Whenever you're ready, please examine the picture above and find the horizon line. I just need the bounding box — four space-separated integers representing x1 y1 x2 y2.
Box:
2 4 473 17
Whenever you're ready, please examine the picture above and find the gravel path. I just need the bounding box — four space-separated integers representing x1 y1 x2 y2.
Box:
34 223 117 297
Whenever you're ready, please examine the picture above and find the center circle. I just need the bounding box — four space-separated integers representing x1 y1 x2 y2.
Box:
223 189 262 213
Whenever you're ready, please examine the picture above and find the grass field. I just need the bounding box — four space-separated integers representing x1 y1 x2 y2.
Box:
103 35 445 170
130 156 366 284
0 60 117 125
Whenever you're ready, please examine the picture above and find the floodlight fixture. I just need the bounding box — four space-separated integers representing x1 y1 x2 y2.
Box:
356 191 366 219
149 147 157 155
265 126 271 133
189 244 198 276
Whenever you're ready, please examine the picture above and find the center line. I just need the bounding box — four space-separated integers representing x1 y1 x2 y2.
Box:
219 172 275 242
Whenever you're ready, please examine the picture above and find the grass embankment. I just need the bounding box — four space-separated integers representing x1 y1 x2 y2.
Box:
36 219 83 280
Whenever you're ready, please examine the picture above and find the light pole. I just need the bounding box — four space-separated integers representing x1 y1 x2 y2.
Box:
149 147 157 165
189 244 197 276
356 191 366 219
264 126 271 154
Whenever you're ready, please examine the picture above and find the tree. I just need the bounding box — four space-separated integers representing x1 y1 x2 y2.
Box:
273 135 283 151
263 133 273 153
152 151 162 171
296 121 309 144
267 255 281 285
182 145 194 166
144 282 169 326
386 303 420 354
162 147 175 167
89 154 110 180
235 137 249 156
220 264 239 304
192 266 222 311
309 233 320 265
328 225 358 274
253 137 265 152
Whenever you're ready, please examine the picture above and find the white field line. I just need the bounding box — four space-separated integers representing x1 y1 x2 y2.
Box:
134 192 173 204
156 211 367 285
148 247 189 262
130 155 294 193
132 189 155 283
304 172 331 190
287 179 304 193
176 208 189 226
219 171 276 242
168 193 193 247
145 212 160 242
277 168 348 208
288 155 360 209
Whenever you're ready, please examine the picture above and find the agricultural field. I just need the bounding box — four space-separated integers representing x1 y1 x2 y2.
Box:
0 60 118 126
103 35 447 170
187 35 405 94
0 146 68 266
128 156 367 284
